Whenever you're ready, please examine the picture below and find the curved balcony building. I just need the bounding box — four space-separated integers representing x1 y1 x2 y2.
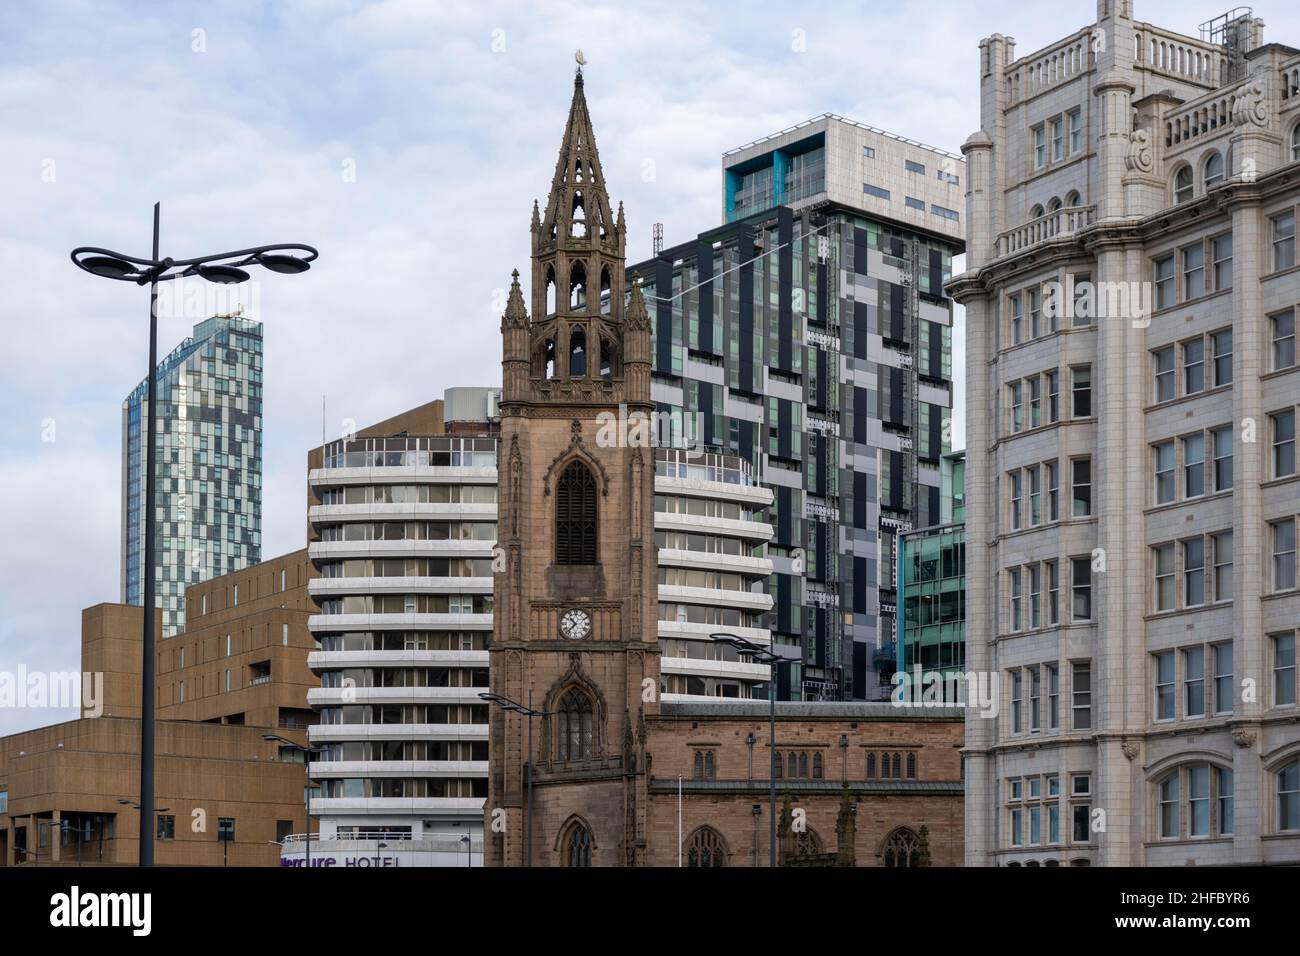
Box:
655 448 776 700
305 429 497 857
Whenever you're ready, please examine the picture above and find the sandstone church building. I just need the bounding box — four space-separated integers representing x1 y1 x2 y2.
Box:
484 67 965 867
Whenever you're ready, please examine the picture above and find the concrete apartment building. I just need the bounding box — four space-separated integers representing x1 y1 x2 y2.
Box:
949 1 1300 864
632 114 964 702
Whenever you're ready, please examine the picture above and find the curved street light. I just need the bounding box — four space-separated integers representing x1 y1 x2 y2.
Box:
479 691 551 867
73 202 317 868
709 632 792 868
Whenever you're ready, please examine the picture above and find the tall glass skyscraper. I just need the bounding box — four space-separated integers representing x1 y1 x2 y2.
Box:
121 314 263 637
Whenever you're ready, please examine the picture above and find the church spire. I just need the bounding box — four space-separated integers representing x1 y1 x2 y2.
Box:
539 67 619 256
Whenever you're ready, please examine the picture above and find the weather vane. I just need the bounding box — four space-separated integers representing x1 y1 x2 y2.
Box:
575 49 586 73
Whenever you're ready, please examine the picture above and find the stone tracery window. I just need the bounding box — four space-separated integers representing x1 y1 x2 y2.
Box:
685 826 726 867
563 820 593 867
882 826 921 867
557 688 593 761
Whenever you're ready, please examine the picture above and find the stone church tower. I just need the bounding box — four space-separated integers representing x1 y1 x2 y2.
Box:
485 67 659 867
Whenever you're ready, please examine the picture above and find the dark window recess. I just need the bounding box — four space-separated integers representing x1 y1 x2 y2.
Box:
699 382 715 448
853 556 868 614
777 399 792 460
854 471 868 530
555 460 598 565
814 607 827 667
776 486 793 546
655 256 673 375
928 485 940 524
814 433 828 497
852 641 867 699
695 238 714 354
927 248 944 299
814 520 828 583
854 226 869 275
853 301 869 360
927 407 942 461
890 236 907 259
776 572 793 634
812 348 829 410
853 387 868 444
889 367 906 426
738 227 756 391
816 261 829 326
926 322 943 382
888 451 906 510
890 285 906 343
777 208 794 373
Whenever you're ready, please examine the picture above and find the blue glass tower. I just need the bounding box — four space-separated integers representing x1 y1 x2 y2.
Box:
121 314 263 636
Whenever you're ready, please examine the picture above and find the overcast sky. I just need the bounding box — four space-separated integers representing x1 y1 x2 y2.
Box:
3 0 1296 735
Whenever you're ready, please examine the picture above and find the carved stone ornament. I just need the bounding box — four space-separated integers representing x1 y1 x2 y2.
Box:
1125 128 1154 174
1121 740 1140 761
1232 727 1257 748
1231 82 1268 128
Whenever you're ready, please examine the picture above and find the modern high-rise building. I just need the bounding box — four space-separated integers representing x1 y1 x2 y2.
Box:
303 391 498 865
950 1 1300 864
630 114 966 701
121 314 264 637
897 451 966 702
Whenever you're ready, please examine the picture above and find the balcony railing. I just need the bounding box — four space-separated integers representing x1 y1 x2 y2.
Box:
995 205 1095 259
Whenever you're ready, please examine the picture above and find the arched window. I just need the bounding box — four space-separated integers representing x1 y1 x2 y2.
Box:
882 827 921 867
599 338 613 380
1048 196 1062 213
794 827 823 857
798 752 809 778
892 752 902 778
1203 151 1224 189
542 338 556 379
1030 204 1045 220
693 750 704 779
563 820 593 867
571 191 587 238
600 266 612 315
569 262 586 309
1173 164 1194 204
1156 762 1234 838
787 752 798 778
1292 124 1300 162
1064 190 1081 207
569 325 587 377
555 460 597 565
685 826 726 867
1278 759 1299 832
812 753 823 779
867 752 877 778
906 752 917 779
557 689 593 762
545 265 557 315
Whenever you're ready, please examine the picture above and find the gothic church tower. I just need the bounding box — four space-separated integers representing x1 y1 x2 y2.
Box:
485 66 658 867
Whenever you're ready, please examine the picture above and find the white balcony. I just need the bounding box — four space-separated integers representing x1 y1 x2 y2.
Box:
308 576 493 598
308 760 487 779
309 723 489 743
307 465 497 490
309 650 489 671
307 612 492 632
995 205 1095 259
656 548 773 578
306 797 484 817
307 502 496 526
309 540 494 562
654 512 774 542
308 686 488 707
656 620 771 647
660 655 771 682
657 584 774 612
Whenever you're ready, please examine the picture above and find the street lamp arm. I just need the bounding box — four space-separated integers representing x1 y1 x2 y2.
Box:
70 243 319 284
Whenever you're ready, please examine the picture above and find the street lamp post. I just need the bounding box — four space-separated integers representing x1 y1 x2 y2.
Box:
265 735 321 868
73 207 317 868
479 691 551 867
710 632 794 868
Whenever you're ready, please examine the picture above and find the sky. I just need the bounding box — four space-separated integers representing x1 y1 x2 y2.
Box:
3 0 1297 735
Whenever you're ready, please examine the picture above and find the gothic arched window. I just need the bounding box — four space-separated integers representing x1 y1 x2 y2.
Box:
563 820 593 867
882 827 921 867
798 752 809 778
557 689 593 762
892 752 902 779
569 325 587 377
906 752 917 779
812 752 823 779
555 460 597 565
867 752 877 778
685 827 726 867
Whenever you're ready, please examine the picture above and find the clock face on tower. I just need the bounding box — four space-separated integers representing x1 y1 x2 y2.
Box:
559 608 592 640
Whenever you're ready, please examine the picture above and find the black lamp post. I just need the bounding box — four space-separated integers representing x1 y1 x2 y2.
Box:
479 691 550 867
72 206 317 868
710 632 794 868
265 734 321 869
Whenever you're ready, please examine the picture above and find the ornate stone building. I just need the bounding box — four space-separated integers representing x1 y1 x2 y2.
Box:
484 68 964 867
